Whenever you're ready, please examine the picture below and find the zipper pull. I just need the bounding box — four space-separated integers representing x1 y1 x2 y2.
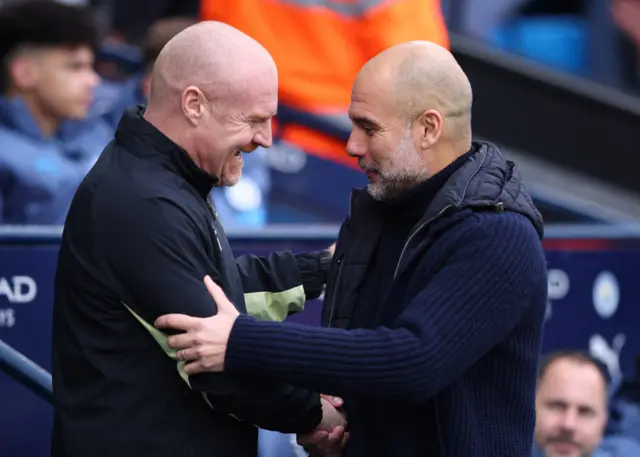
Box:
206 196 220 220
213 227 223 252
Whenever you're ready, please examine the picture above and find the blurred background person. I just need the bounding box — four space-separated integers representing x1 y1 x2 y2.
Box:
105 0 199 45
533 351 640 457
0 0 111 225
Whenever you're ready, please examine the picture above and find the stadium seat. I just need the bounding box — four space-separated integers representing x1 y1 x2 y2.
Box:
489 15 588 76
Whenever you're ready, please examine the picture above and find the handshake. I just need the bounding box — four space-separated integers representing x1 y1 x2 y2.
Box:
297 394 349 457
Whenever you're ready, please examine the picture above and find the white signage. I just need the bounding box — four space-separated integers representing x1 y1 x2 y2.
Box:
0 276 38 329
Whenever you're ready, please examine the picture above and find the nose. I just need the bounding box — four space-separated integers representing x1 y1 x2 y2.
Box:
346 130 365 158
254 121 273 149
558 410 579 431
88 67 100 87
87 68 100 90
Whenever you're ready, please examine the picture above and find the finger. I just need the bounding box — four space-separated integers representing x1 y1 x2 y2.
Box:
299 430 329 445
320 394 343 408
203 276 234 313
328 425 344 440
297 430 328 446
166 333 196 350
183 360 206 375
316 426 344 450
154 313 199 331
176 348 198 362
340 432 349 447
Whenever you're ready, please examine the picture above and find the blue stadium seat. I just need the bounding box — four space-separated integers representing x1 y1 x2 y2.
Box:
489 15 588 76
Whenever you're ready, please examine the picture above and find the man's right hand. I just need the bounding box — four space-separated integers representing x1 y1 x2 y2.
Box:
299 397 348 456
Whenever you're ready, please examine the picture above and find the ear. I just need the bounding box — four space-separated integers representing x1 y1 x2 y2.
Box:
417 109 443 149
9 57 38 91
140 74 152 100
181 85 206 126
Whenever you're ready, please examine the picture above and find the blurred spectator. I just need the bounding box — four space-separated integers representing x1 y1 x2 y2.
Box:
611 0 640 89
607 355 640 444
107 0 199 45
0 0 112 224
611 0 640 49
533 350 640 457
99 17 196 128
97 17 271 228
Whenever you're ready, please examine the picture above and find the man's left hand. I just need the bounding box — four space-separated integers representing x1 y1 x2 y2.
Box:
154 275 239 374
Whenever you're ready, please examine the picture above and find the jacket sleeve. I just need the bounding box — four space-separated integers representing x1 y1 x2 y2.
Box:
104 195 322 433
235 250 331 322
223 213 548 402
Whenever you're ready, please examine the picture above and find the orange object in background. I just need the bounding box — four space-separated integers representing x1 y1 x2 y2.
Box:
201 0 449 167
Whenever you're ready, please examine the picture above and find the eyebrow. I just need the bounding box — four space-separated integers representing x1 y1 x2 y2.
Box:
250 111 277 122
349 115 380 128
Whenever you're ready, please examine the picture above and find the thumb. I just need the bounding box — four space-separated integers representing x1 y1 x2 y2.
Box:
204 275 236 315
321 394 343 408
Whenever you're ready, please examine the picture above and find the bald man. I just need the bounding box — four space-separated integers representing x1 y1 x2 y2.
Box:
51 22 343 457
155 41 549 457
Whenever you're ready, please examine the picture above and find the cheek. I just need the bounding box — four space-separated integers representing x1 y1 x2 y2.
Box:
374 147 397 169
41 72 90 110
535 412 559 437
36 78 71 112
580 419 606 442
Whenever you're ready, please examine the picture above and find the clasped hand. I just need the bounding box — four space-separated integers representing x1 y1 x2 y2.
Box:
299 395 349 457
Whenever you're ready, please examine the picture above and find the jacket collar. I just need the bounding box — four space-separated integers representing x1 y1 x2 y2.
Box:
114 105 218 198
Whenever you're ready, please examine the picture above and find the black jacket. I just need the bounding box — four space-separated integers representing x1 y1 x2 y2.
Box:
51 106 329 457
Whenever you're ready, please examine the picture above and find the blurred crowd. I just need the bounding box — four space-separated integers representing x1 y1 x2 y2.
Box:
1 0 639 228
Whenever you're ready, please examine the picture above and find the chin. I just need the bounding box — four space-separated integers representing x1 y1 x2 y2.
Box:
220 174 242 187
64 102 91 119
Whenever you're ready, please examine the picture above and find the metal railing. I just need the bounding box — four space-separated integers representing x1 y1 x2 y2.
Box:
0 339 53 404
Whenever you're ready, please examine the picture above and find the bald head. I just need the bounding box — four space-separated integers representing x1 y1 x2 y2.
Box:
148 21 276 110
357 41 472 141
347 42 473 200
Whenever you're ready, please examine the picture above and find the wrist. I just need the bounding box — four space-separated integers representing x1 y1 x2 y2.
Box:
224 314 255 374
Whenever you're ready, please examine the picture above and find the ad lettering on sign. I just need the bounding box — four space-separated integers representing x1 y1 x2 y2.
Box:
0 275 38 328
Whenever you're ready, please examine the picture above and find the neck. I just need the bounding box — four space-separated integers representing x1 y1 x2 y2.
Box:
8 91 60 137
143 105 201 164
424 137 471 176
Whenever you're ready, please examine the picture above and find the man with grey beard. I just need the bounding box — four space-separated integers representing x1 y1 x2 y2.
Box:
155 41 548 457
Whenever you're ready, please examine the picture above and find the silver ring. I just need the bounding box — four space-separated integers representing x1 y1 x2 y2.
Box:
178 350 184 361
